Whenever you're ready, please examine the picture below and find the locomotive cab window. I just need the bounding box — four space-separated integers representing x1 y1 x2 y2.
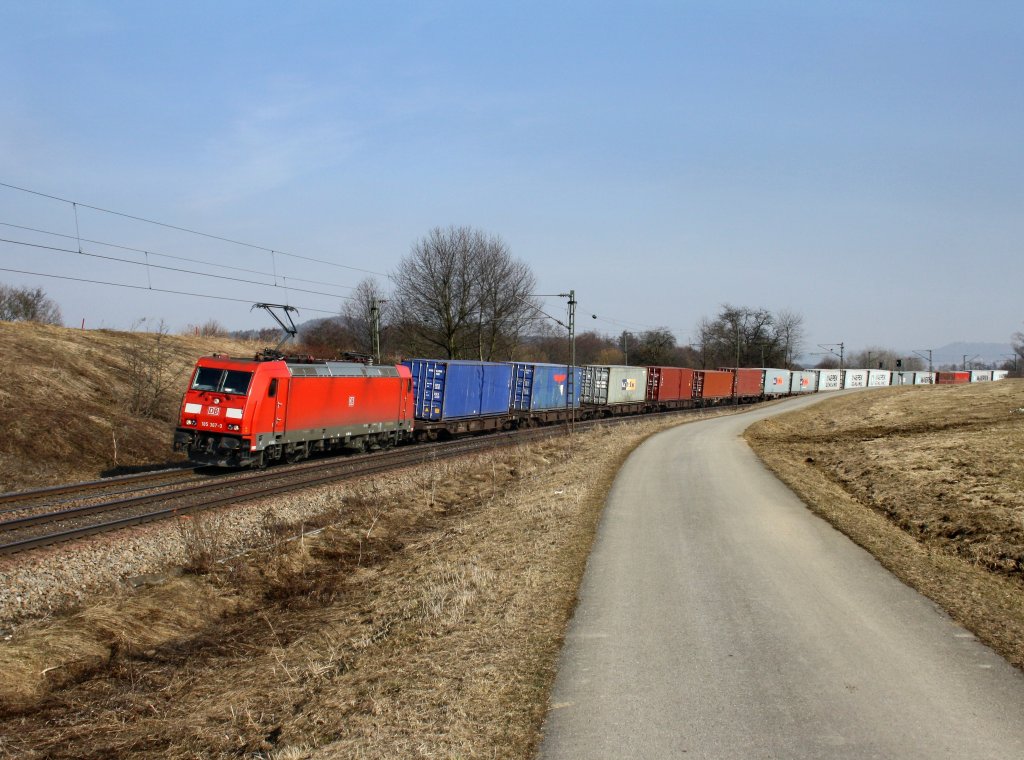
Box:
222 370 252 395
191 368 253 395
191 367 223 391
268 378 278 397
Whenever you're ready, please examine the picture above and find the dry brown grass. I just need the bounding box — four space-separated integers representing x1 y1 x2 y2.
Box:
0 322 259 490
746 380 1024 669
1 414 739 759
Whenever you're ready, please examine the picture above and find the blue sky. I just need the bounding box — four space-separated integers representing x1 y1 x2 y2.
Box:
1 1 1021 355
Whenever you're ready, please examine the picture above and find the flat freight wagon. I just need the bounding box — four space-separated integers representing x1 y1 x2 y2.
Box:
403 359 514 438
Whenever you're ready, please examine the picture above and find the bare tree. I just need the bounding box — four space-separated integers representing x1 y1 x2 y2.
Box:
0 284 62 325
121 319 176 419
694 304 789 368
341 278 392 358
774 309 805 367
473 237 538 360
392 226 540 359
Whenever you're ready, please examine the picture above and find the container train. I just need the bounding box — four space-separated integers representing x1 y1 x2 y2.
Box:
173 353 1008 468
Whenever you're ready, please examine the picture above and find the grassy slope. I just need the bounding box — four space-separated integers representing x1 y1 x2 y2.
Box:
0 321 260 491
746 381 1024 668
0 419 702 759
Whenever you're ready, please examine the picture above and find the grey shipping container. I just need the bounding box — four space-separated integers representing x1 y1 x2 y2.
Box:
867 370 892 387
970 370 992 382
762 368 791 396
790 370 817 393
580 365 648 405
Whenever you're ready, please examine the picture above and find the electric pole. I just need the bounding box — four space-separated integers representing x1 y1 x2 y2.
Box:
370 298 383 365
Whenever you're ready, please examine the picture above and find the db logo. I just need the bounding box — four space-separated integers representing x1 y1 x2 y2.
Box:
207 406 221 416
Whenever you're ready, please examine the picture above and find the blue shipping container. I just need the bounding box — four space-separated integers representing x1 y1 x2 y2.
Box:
403 359 514 421
510 363 581 411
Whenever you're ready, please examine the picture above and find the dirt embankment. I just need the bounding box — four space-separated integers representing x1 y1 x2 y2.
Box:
0 322 259 491
746 380 1024 668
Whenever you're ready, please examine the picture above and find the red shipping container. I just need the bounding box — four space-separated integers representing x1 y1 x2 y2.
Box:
646 366 695 402
719 367 763 398
694 369 734 400
935 371 970 385
736 368 764 397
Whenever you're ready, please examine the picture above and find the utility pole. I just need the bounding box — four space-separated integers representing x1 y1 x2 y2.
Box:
529 291 576 434
567 290 576 433
913 349 933 377
622 331 629 365
370 298 382 365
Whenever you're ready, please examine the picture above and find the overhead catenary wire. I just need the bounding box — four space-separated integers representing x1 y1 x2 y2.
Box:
0 237 356 302
0 221 360 292
0 265 341 315
0 181 390 278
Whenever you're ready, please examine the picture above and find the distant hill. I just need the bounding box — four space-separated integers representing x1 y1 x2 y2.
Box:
928 342 1014 368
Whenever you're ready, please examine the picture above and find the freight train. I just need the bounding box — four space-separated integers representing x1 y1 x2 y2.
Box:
173 353 1008 468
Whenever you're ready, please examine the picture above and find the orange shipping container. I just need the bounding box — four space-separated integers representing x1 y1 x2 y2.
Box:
694 369 734 401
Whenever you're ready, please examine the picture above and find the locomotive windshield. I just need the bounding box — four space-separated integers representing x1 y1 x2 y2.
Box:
191 367 253 395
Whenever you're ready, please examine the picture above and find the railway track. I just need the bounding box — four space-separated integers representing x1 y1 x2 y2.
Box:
0 464 208 514
0 404 749 558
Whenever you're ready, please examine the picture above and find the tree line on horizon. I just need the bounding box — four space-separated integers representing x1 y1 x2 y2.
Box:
3 224 1022 376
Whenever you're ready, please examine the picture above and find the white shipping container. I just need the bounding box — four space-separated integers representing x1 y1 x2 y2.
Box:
992 370 1009 381
970 370 992 382
894 371 932 385
867 370 892 387
817 369 842 391
762 369 791 396
843 369 868 389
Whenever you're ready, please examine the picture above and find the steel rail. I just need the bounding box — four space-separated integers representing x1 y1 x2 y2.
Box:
0 402 759 557
0 465 200 509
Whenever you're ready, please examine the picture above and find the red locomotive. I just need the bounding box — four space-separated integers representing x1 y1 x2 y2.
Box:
174 353 414 467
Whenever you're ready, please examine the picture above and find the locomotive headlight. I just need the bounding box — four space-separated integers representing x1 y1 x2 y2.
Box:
185 419 197 426
227 424 240 431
